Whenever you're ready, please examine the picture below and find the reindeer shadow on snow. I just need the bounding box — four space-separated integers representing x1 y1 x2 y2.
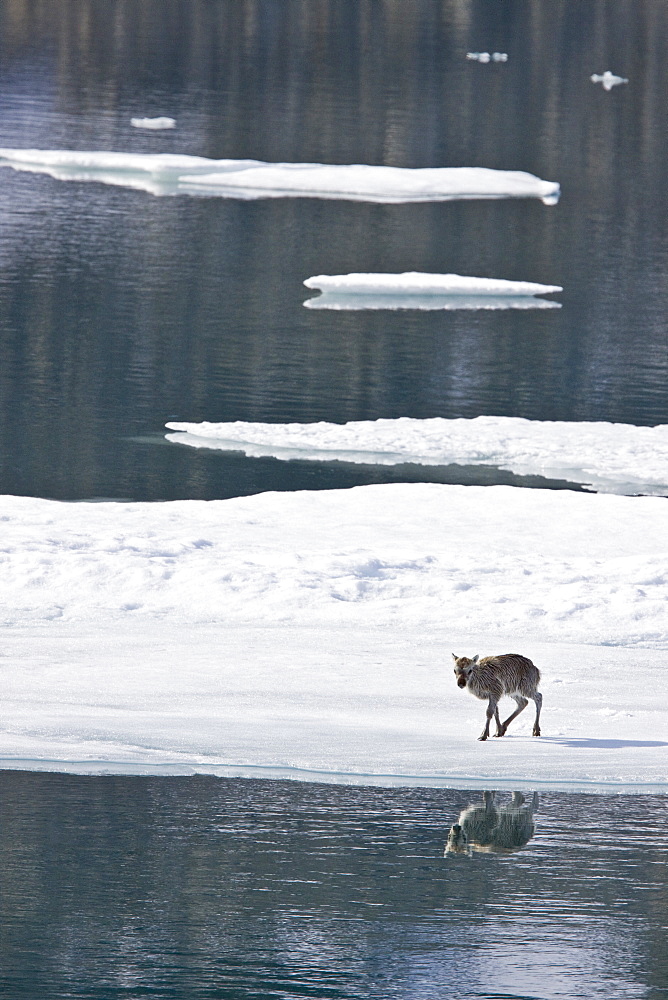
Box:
444 791 539 857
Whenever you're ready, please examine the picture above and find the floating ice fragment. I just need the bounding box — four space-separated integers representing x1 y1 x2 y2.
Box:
590 71 628 91
0 149 561 204
467 52 507 62
303 272 562 310
164 414 668 497
130 116 176 129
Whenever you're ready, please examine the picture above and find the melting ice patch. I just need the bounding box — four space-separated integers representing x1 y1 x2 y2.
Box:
467 52 508 62
0 485 666 785
591 71 628 91
0 149 561 204
165 415 668 496
303 272 562 310
130 116 176 129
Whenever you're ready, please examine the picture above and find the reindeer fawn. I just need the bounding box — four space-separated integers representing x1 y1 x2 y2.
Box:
452 653 542 741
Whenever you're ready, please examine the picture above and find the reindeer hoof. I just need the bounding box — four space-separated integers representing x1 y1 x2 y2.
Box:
478 735 488 742
533 727 541 737
495 727 507 738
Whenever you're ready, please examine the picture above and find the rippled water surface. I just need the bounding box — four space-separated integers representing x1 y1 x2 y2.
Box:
0 774 666 1000
0 0 666 500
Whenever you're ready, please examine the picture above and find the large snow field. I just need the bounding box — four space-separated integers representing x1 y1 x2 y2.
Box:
0 149 560 203
165 415 668 496
1 484 666 789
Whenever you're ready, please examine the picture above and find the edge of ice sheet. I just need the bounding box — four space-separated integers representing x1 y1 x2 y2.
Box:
0 149 561 203
0 759 664 793
164 415 668 496
303 272 562 308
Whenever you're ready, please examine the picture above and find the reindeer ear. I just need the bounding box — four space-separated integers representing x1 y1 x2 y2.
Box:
473 654 479 664
451 653 458 661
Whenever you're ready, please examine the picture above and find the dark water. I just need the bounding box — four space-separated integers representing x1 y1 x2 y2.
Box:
0 773 666 1000
0 0 666 501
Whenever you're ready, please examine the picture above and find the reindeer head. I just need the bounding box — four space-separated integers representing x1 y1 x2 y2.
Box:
444 823 469 855
452 653 479 688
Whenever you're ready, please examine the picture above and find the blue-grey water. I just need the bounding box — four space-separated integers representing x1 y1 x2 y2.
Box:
0 774 666 1000
0 0 666 501
0 3 667 998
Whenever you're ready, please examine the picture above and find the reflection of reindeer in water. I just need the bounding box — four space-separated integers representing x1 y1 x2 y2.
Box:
445 791 538 856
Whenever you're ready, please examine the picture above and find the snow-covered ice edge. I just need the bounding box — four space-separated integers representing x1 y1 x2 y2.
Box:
165 415 668 496
0 149 561 203
0 758 665 795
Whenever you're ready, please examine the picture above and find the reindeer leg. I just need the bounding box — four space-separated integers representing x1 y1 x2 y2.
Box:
479 698 498 741
493 705 503 737
532 691 543 736
497 696 528 736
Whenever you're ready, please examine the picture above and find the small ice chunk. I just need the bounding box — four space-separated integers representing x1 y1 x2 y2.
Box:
590 71 628 91
131 116 176 129
303 272 562 299
466 52 507 63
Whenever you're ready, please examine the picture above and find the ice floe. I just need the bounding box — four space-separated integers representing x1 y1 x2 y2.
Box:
303 272 562 310
590 71 628 91
164 415 668 496
130 116 176 129
0 485 666 787
467 52 508 62
0 149 561 203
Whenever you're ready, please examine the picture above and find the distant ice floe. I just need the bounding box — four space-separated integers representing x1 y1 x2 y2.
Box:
467 52 508 62
590 71 628 91
0 149 561 204
165 415 668 496
130 116 176 129
303 272 562 310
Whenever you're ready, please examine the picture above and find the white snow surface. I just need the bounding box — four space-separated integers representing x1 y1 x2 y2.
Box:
0 485 666 790
164 415 668 496
0 149 561 203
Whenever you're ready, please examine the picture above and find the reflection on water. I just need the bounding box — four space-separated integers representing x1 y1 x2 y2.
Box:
304 292 562 310
0 772 665 1000
445 790 539 856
